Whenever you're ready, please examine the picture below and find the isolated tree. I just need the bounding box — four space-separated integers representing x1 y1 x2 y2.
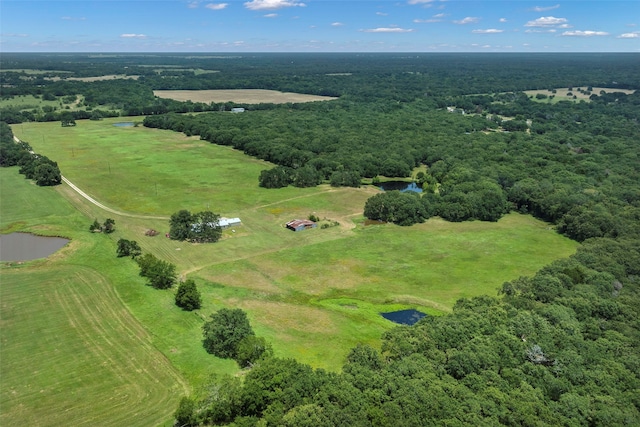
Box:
102 218 115 233
169 209 195 240
202 308 254 359
116 238 141 258
170 209 222 243
193 211 222 243
136 253 177 289
175 279 202 311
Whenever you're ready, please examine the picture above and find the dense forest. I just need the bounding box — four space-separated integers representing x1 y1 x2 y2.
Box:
1 53 639 426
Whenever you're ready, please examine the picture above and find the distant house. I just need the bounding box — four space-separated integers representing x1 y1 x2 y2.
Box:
286 219 317 232
231 108 245 113
219 217 242 229
191 217 241 232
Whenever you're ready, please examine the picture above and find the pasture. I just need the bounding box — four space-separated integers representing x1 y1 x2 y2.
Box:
0 169 188 427
5 119 578 423
525 87 636 103
0 94 82 111
153 89 338 104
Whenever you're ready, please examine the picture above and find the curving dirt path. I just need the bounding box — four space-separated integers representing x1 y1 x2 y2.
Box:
13 135 167 220
60 176 167 220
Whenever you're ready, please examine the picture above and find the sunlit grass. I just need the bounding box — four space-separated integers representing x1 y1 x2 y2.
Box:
5 119 579 420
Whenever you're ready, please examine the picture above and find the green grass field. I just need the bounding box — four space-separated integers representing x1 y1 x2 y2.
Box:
0 94 85 112
0 169 188 427
4 119 579 424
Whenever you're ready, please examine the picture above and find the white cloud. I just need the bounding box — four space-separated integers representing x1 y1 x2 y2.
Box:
376 12 388 16
244 0 305 11
525 16 568 27
562 30 609 37
361 27 414 33
408 0 435 4
205 3 228 10
1 33 29 37
454 17 480 25
525 29 557 33
264 13 278 18
472 29 503 34
414 18 441 23
188 1 199 8
120 34 147 38
530 4 560 12
61 16 86 21
331 22 344 27
499 18 507 23
618 31 640 38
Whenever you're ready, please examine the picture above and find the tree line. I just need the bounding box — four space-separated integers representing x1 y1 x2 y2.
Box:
0 121 61 186
174 237 640 426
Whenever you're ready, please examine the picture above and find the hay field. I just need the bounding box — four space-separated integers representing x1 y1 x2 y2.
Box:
153 89 338 104
0 168 188 427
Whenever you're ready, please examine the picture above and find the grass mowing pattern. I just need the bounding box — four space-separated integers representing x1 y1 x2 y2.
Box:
0 168 187 427
0 267 185 427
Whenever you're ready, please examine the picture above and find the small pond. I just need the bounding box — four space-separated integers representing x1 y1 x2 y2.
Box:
113 122 135 127
0 232 70 262
379 181 423 193
381 309 427 326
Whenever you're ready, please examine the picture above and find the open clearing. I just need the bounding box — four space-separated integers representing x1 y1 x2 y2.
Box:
3 118 578 423
525 86 635 102
45 74 140 82
153 89 338 104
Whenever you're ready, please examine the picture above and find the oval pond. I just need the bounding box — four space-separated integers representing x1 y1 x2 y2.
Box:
0 232 70 262
381 309 427 325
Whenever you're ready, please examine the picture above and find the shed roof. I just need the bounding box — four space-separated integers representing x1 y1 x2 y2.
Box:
286 219 315 228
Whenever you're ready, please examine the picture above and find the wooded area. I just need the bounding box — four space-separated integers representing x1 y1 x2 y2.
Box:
1 53 639 426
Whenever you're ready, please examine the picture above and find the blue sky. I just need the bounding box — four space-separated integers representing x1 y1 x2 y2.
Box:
1 1 639 52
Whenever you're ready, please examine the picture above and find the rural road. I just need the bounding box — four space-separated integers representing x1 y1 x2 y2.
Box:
13 135 167 220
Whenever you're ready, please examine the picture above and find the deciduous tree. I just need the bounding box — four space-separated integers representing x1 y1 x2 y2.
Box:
202 308 254 359
175 279 202 311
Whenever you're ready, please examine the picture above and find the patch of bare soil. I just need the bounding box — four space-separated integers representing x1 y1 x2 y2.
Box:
153 89 338 104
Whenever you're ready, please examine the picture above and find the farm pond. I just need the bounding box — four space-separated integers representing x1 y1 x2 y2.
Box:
379 181 423 193
0 232 69 262
381 309 427 325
